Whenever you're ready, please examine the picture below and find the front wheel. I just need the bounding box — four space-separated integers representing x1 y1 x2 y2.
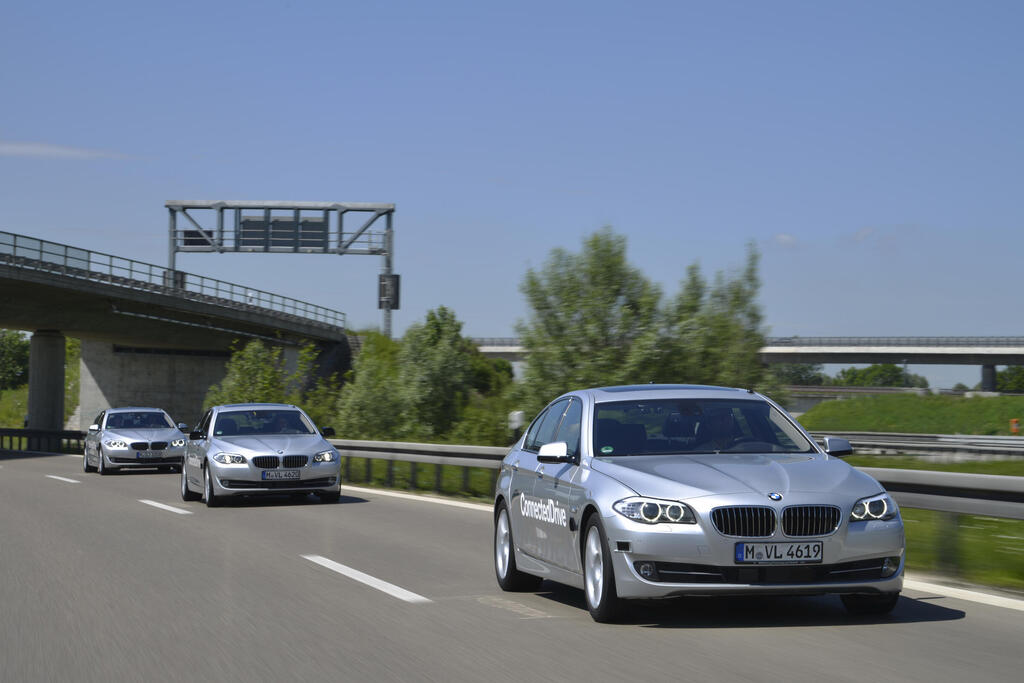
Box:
98 449 109 476
83 450 96 473
203 465 221 507
181 463 200 501
494 502 542 591
583 516 623 622
841 592 900 615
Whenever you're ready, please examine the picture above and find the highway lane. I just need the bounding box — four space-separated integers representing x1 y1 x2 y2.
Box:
1 452 1022 683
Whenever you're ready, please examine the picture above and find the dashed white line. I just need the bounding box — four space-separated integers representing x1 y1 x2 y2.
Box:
138 499 192 515
302 554 432 604
45 474 80 484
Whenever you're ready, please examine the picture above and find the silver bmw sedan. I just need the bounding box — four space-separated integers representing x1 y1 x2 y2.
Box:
181 403 341 506
493 385 905 622
83 407 188 474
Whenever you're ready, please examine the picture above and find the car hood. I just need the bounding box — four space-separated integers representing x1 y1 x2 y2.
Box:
589 452 882 500
211 434 329 455
105 428 183 442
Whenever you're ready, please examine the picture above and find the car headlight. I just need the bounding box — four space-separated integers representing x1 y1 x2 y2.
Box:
171 438 186 448
103 439 128 449
313 449 337 463
213 452 246 464
613 497 696 524
850 493 899 521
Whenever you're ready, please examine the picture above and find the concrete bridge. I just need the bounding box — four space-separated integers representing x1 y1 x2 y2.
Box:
473 337 1024 391
1 230 351 430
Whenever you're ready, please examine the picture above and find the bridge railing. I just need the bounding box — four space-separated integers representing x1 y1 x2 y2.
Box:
0 230 346 330
0 429 86 455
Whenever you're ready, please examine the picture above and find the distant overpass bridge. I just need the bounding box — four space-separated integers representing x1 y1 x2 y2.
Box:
473 337 1024 391
1 230 352 429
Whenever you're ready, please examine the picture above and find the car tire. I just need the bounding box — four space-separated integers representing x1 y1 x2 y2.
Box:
318 491 341 503
181 464 200 502
494 501 543 592
841 592 900 615
98 449 109 476
582 515 623 623
83 450 96 473
203 464 221 508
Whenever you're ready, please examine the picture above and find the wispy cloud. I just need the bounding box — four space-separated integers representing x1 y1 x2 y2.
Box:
851 227 876 243
773 233 799 248
0 140 130 160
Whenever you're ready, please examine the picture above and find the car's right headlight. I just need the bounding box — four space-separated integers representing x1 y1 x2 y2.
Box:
850 493 899 521
613 497 696 524
213 452 246 464
313 449 338 463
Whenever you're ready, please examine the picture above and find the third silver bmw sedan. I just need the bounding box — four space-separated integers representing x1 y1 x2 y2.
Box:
493 385 904 622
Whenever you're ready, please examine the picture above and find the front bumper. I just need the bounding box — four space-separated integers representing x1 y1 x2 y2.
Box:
602 509 905 599
105 450 184 468
208 461 341 496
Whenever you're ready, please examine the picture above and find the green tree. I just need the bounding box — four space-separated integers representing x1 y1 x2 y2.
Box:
335 331 404 440
0 329 30 390
516 227 662 414
996 366 1024 393
833 364 928 388
772 363 828 386
204 340 292 409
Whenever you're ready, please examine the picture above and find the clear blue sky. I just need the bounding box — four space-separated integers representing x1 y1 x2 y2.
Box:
2 1 1021 389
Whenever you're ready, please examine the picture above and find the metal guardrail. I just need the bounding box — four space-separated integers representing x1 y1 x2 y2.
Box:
473 337 1024 349
0 429 85 455
0 230 346 330
810 431 1024 457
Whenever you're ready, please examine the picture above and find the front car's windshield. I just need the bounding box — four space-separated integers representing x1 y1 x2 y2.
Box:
593 398 815 456
213 409 315 437
105 411 174 430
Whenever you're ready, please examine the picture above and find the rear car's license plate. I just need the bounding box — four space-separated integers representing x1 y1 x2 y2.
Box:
136 451 155 458
262 470 301 480
735 541 823 564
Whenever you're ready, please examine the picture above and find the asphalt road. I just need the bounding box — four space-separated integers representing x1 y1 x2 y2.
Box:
2 452 1022 683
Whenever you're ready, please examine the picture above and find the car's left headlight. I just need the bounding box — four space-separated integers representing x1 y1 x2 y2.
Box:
171 438 186 448
850 493 899 521
313 449 337 463
613 497 696 524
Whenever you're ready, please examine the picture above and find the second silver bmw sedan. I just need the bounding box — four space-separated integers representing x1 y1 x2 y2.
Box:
494 385 905 622
83 407 188 474
181 403 341 506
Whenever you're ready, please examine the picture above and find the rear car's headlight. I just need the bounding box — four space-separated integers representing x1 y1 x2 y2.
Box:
850 493 899 521
103 439 128 449
171 438 186 448
313 449 337 463
613 497 696 524
213 452 246 464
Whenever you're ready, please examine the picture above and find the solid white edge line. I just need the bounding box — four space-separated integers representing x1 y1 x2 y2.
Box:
138 499 193 515
340 486 1024 613
45 474 80 483
339 484 491 512
903 577 1024 612
302 554 432 604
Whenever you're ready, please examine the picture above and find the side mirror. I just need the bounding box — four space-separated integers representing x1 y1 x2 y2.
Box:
537 441 573 463
189 431 205 441
823 436 853 457
88 424 99 432
321 426 336 438
177 423 188 431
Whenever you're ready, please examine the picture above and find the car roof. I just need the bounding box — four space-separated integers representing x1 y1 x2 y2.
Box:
215 403 299 410
106 407 168 413
579 384 759 403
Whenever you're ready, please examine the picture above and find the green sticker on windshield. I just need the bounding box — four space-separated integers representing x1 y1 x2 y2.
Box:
601 446 614 454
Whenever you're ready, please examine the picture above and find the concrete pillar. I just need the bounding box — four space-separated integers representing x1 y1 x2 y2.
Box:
981 365 997 392
27 330 65 430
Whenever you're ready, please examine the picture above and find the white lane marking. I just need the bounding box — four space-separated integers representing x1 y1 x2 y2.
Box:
67 454 84 459
340 484 491 512
302 554 432 604
904 576 1024 612
138 499 193 515
45 475 80 484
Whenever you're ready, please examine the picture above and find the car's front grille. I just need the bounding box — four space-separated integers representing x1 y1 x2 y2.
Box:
282 455 308 468
130 442 148 450
641 558 888 584
220 477 335 490
782 505 841 537
150 442 168 450
711 506 776 537
252 456 279 469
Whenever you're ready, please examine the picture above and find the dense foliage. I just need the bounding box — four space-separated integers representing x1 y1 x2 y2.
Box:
0 329 30 390
797 393 1024 435
996 366 1024 393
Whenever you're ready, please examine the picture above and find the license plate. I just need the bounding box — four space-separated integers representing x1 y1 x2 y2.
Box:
735 541 823 564
262 470 300 480
136 451 156 459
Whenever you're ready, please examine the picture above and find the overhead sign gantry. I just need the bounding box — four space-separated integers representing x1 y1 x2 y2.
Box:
165 200 398 336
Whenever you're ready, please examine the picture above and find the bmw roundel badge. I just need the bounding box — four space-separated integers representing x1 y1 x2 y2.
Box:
768 492 783 501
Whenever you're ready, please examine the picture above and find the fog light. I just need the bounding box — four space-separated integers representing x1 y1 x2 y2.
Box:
635 561 658 580
881 556 901 577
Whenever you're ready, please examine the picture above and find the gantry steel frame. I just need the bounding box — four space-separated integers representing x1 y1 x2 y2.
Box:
166 200 396 336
